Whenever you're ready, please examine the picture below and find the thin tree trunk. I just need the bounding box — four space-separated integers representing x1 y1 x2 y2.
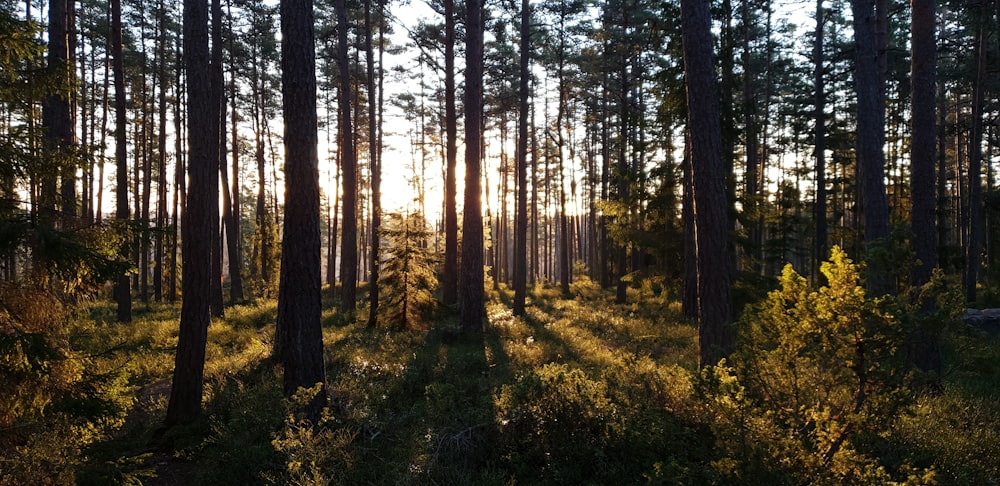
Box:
513 0 530 316
336 0 358 312
461 0 485 332
442 0 459 306
967 13 987 303
813 0 827 271
209 0 225 317
366 0 382 328
111 0 131 323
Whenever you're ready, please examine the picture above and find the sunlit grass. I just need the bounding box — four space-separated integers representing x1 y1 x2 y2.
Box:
49 280 1000 484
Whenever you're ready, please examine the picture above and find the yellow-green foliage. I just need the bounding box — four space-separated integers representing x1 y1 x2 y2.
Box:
701 247 932 484
270 384 357 486
377 212 438 330
0 285 137 485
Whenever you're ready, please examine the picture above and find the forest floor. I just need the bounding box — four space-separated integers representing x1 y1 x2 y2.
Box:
70 280 1000 485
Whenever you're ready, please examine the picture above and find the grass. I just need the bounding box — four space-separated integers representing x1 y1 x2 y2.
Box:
23 280 1000 485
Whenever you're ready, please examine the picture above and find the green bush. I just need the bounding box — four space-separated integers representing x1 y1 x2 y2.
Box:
699 247 935 485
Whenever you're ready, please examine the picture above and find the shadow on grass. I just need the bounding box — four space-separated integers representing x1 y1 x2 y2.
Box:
329 311 510 484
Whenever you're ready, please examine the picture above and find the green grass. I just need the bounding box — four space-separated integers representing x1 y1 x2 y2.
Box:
14 282 1000 485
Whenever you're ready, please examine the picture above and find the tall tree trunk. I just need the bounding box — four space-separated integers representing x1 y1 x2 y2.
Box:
682 144 697 319
166 0 214 427
909 0 939 374
155 0 168 302
336 0 358 312
170 35 184 303
851 0 891 293
556 30 571 296
967 12 987 304
275 0 326 420
461 0 485 332
513 0 530 316
615 3 630 305
209 0 225 317
111 0 131 323
366 0 382 328
442 0 459 306
681 0 734 366
43 0 76 225
813 0 827 272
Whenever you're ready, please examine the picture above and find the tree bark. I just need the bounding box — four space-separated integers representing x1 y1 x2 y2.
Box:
513 0 530 316
111 0 131 323
276 0 326 420
813 0 827 273
336 0 358 312
909 0 940 374
366 0 382 328
461 0 485 333
166 0 214 427
209 0 225 317
442 0 459 307
681 0 734 367
966 12 987 304
851 0 891 293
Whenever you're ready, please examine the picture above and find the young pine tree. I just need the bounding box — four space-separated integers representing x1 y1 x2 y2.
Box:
377 212 438 330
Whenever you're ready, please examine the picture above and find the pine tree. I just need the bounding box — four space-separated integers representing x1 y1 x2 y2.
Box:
378 212 439 330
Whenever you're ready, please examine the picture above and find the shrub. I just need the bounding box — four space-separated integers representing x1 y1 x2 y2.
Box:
699 247 935 484
270 384 357 486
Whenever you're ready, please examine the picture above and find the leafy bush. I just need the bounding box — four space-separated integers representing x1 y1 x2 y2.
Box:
270 384 357 486
699 247 935 484
496 363 624 482
0 285 136 485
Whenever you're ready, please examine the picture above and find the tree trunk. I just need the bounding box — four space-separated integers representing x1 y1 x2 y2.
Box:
681 0 733 366
442 0 459 306
111 0 131 323
43 0 76 225
966 12 987 304
275 0 326 420
336 0 358 312
813 0 827 273
366 0 382 328
209 0 225 317
155 0 168 302
513 0 530 316
166 0 214 427
461 0 485 332
851 0 891 293
909 0 939 374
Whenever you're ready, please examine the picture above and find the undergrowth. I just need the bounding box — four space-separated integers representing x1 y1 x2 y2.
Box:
5 257 1000 485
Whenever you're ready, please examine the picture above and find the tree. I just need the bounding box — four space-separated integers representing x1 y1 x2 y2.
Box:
209 0 225 317
336 0 358 313
42 0 75 224
512 0 531 316
442 0 459 307
222 0 245 304
378 212 438 330
165 0 214 427
461 0 485 333
275 0 326 419
909 0 939 373
813 0 827 276
965 5 986 304
111 0 131 323
851 0 890 293
680 0 733 367
365 0 382 329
